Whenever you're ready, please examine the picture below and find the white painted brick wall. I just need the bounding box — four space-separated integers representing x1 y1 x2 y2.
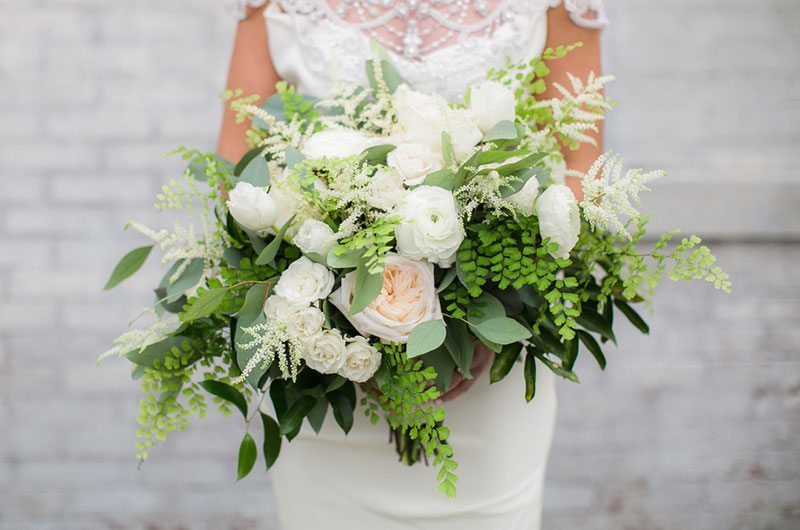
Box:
1 1 798 529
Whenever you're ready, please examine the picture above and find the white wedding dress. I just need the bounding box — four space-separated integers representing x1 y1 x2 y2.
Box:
233 1 607 528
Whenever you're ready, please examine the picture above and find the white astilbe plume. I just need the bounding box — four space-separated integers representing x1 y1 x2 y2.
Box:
580 153 665 238
232 101 313 162
233 319 303 383
98 315 180 364
455 170 517 221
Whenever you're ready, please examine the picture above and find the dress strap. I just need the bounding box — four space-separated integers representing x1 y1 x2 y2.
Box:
549 0 609 29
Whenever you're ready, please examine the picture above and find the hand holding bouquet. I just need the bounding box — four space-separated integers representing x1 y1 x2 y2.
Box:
102 44 730 498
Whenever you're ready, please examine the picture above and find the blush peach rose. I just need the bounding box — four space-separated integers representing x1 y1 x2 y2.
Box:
329 253 442 343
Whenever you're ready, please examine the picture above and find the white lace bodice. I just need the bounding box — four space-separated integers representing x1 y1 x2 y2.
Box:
233 0 607 101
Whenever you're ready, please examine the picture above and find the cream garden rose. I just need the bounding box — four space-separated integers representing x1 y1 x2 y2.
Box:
387 143 444 186
338 336 381 383
469 80 517 133
394 186 464 267
227 182 277 234
293 219 337 257
535 184 581 259
274 256 335 307
329 253 442 343
286 305 325 343
302 329 347 374
264 294 301 321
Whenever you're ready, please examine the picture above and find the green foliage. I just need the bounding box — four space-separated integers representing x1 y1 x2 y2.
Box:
104 245 153 290
372 344 458 498
407 319 447 358
276 80 319 122
237 433 258 480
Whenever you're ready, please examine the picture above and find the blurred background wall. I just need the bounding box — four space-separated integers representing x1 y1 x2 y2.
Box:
1 1 798 529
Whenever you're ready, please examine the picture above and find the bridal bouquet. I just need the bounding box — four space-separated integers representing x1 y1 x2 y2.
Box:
102 44 730 497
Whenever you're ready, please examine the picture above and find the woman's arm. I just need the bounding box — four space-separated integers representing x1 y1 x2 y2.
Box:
217 4 280 163
543 5 605 201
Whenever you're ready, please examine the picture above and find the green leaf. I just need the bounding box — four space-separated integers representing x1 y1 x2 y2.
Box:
407 319 447 358
279 395 317 436
187 154 233 182
260 413 281 469
490 343 521 384
349 257 384 315
326 246 364 269
365 58 405 93
535 352 579 383
441 132 456 167
424 346 456 391
576 308 616 344
563 338 579 372
126 336 189 367
524 351 537 402
362 144 396 165
237 433 257 480
576 329 606 370
163 258 205 302
181 288 228 323
443 319 474 378
473 317 531 345
466 293 507 352
236 283 268 322
614 299 650 334
222 247 246 269
421 169 457 190
482 120 518 142
239 154 269 187
437 266 458 293
284 146 305 169
199 379 248 418
256 214 297 265
306 399 328 434
103 245 153 290
328 389 355 434
234 146 263 176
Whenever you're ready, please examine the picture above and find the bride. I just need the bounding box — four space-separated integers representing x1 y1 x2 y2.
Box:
218 2 606 529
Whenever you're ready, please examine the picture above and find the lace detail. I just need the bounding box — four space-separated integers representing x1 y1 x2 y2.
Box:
550 0 608 29
232 0 268 21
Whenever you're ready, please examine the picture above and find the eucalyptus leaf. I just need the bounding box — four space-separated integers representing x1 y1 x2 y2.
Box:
237 283 269 322
441 132 457 168
239 153 269 187
222 247 246 269
326 246 364 269
285 146 305 169
349 257 384 315
237 433 257 480
482 120 518 142
407 319 447 358
260 413 281 469
472 317 531 345
362 144 396 165
181 288 228 323
437 266 458 293
126 336 188 367
234 146 263 176
187 154 233 182
256 214 296 265
422 169 457 190
164 258 205 302
199 379 248 418
104 245 153 290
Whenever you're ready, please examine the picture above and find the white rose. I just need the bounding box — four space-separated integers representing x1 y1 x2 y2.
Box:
286 305 325 342
274 256 335 306
227 182 277 234
394 186 464 268
366 168 407 211
303 329 346 374
329 253 442 343
387 143 444 186
469 80 517 133
507 177 540 216
293 219 336 257
264 294 302 321
267 180 302 236
443 107 483 163
393 85 447 154
302 128 376 159
535 184 581 259
338 336 381 383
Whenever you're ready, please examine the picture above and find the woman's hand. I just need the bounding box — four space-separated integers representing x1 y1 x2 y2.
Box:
438 341 495 403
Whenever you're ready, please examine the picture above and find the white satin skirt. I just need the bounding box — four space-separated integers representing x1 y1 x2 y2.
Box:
269 361 558 530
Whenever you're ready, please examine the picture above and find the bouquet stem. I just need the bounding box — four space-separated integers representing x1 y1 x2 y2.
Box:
391 427 425 466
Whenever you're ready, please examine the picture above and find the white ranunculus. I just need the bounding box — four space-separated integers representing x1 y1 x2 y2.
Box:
338 336 381 383
264 294 302 322
303 329 347 374
535 184 581 259
469 80 517 133
393 85 448 154
286 305 325 343
545 156 567 185
329 253 442 343
293 219 336 257
507 177 540 216
387 143 444 186
302 128 376 159
274 256 335 307
367 168 407 211
444 107 483 163
227 182 277 234
394 186 464 268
